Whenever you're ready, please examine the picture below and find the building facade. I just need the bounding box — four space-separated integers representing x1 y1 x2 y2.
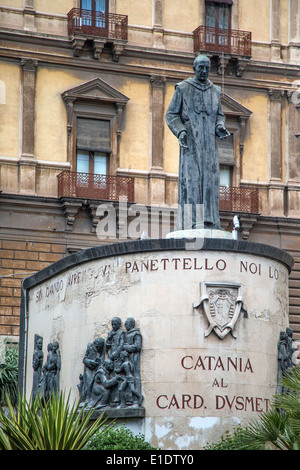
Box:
0 0 300 342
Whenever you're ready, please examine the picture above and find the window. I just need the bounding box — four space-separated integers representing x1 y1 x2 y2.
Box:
80 0 109 31
205 1 232 49
62 77 129 179
220 165 232 187
217 133 234 187
77 151 108 174
76 117 110 175
205 1 232 30
81 0 108 13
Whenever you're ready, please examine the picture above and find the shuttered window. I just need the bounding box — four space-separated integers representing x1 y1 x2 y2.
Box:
217 133 234 166
76 117 110 174
76 118 111 153
218 133 234 187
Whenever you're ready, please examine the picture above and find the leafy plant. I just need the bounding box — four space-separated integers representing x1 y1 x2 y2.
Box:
204 425 265 450
85 424 156 450
0 339 18 406
0 392 112 450
205 366 300 451
237 367 300 450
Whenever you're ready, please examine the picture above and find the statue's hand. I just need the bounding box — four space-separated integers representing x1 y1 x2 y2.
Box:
178 130 188 148
216 125 230 140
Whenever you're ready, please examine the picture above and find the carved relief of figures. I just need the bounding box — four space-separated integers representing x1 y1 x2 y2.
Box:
32 334 43 400
123 318 142 398
106 317 125 363
39 341 61 402
286 327 296 369
276 327 296 395
31 338 61 402
78 317 143 410
85 359 119 410
78 337 105 402
115 350 143 408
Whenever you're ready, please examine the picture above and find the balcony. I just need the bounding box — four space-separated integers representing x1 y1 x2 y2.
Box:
67 8 128 60
219 186 259 213
57 171 135 203
193 26 252 76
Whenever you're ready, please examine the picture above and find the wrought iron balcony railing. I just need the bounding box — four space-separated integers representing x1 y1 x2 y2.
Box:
57 171 134 202
219 186 259 213
67 8 128 41
193 26 252 57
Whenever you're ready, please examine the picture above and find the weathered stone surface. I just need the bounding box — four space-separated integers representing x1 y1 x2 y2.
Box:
20 239 293 449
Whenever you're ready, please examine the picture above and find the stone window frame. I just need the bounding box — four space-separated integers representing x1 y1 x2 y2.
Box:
220 92 252 187
61 77 129 176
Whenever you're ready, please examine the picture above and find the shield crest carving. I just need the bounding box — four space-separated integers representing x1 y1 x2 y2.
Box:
194 282 244 339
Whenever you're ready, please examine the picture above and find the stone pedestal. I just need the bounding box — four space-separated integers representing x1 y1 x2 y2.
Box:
20 237 294 449
166 228 233 240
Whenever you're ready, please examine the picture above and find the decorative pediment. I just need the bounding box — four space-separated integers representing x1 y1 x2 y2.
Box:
220 93 252 161
61 78 129 143
221 93 252 119
62 78 130 106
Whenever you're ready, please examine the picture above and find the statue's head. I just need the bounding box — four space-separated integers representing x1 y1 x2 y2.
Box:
193 55 210 82
286 327 293 337
111 317 121 331
120 350 129 361
125 317 135 331
104 358 114 371
280 331 287 340
94 337 105 350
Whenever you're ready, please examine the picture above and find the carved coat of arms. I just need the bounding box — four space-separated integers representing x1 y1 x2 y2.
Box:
194 282 244 339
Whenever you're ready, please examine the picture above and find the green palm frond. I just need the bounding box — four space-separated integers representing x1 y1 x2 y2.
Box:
0 392 112 450
236 366 300 450
205 366 300 450
0 340 19 406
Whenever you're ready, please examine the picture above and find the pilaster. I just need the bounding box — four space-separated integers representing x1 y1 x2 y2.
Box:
23 0 36 31
149 75 166 205
21 58 38 160
270 0 282 62
268 88 284 182
19 58 38 195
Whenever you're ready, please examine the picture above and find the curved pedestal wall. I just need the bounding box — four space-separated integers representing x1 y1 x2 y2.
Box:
20 238 294 449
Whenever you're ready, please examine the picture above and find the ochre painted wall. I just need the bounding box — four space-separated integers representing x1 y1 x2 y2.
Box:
0 62 20 158
239 0 270 44
35 68 79 162
1 0 23 8
35 0 74 15
119 78 150 171
163 0 200 32
240 93 269 183
117 0 152 27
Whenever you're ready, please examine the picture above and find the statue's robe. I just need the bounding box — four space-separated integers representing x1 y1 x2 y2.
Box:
166 78 225 230
124 328 142 394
